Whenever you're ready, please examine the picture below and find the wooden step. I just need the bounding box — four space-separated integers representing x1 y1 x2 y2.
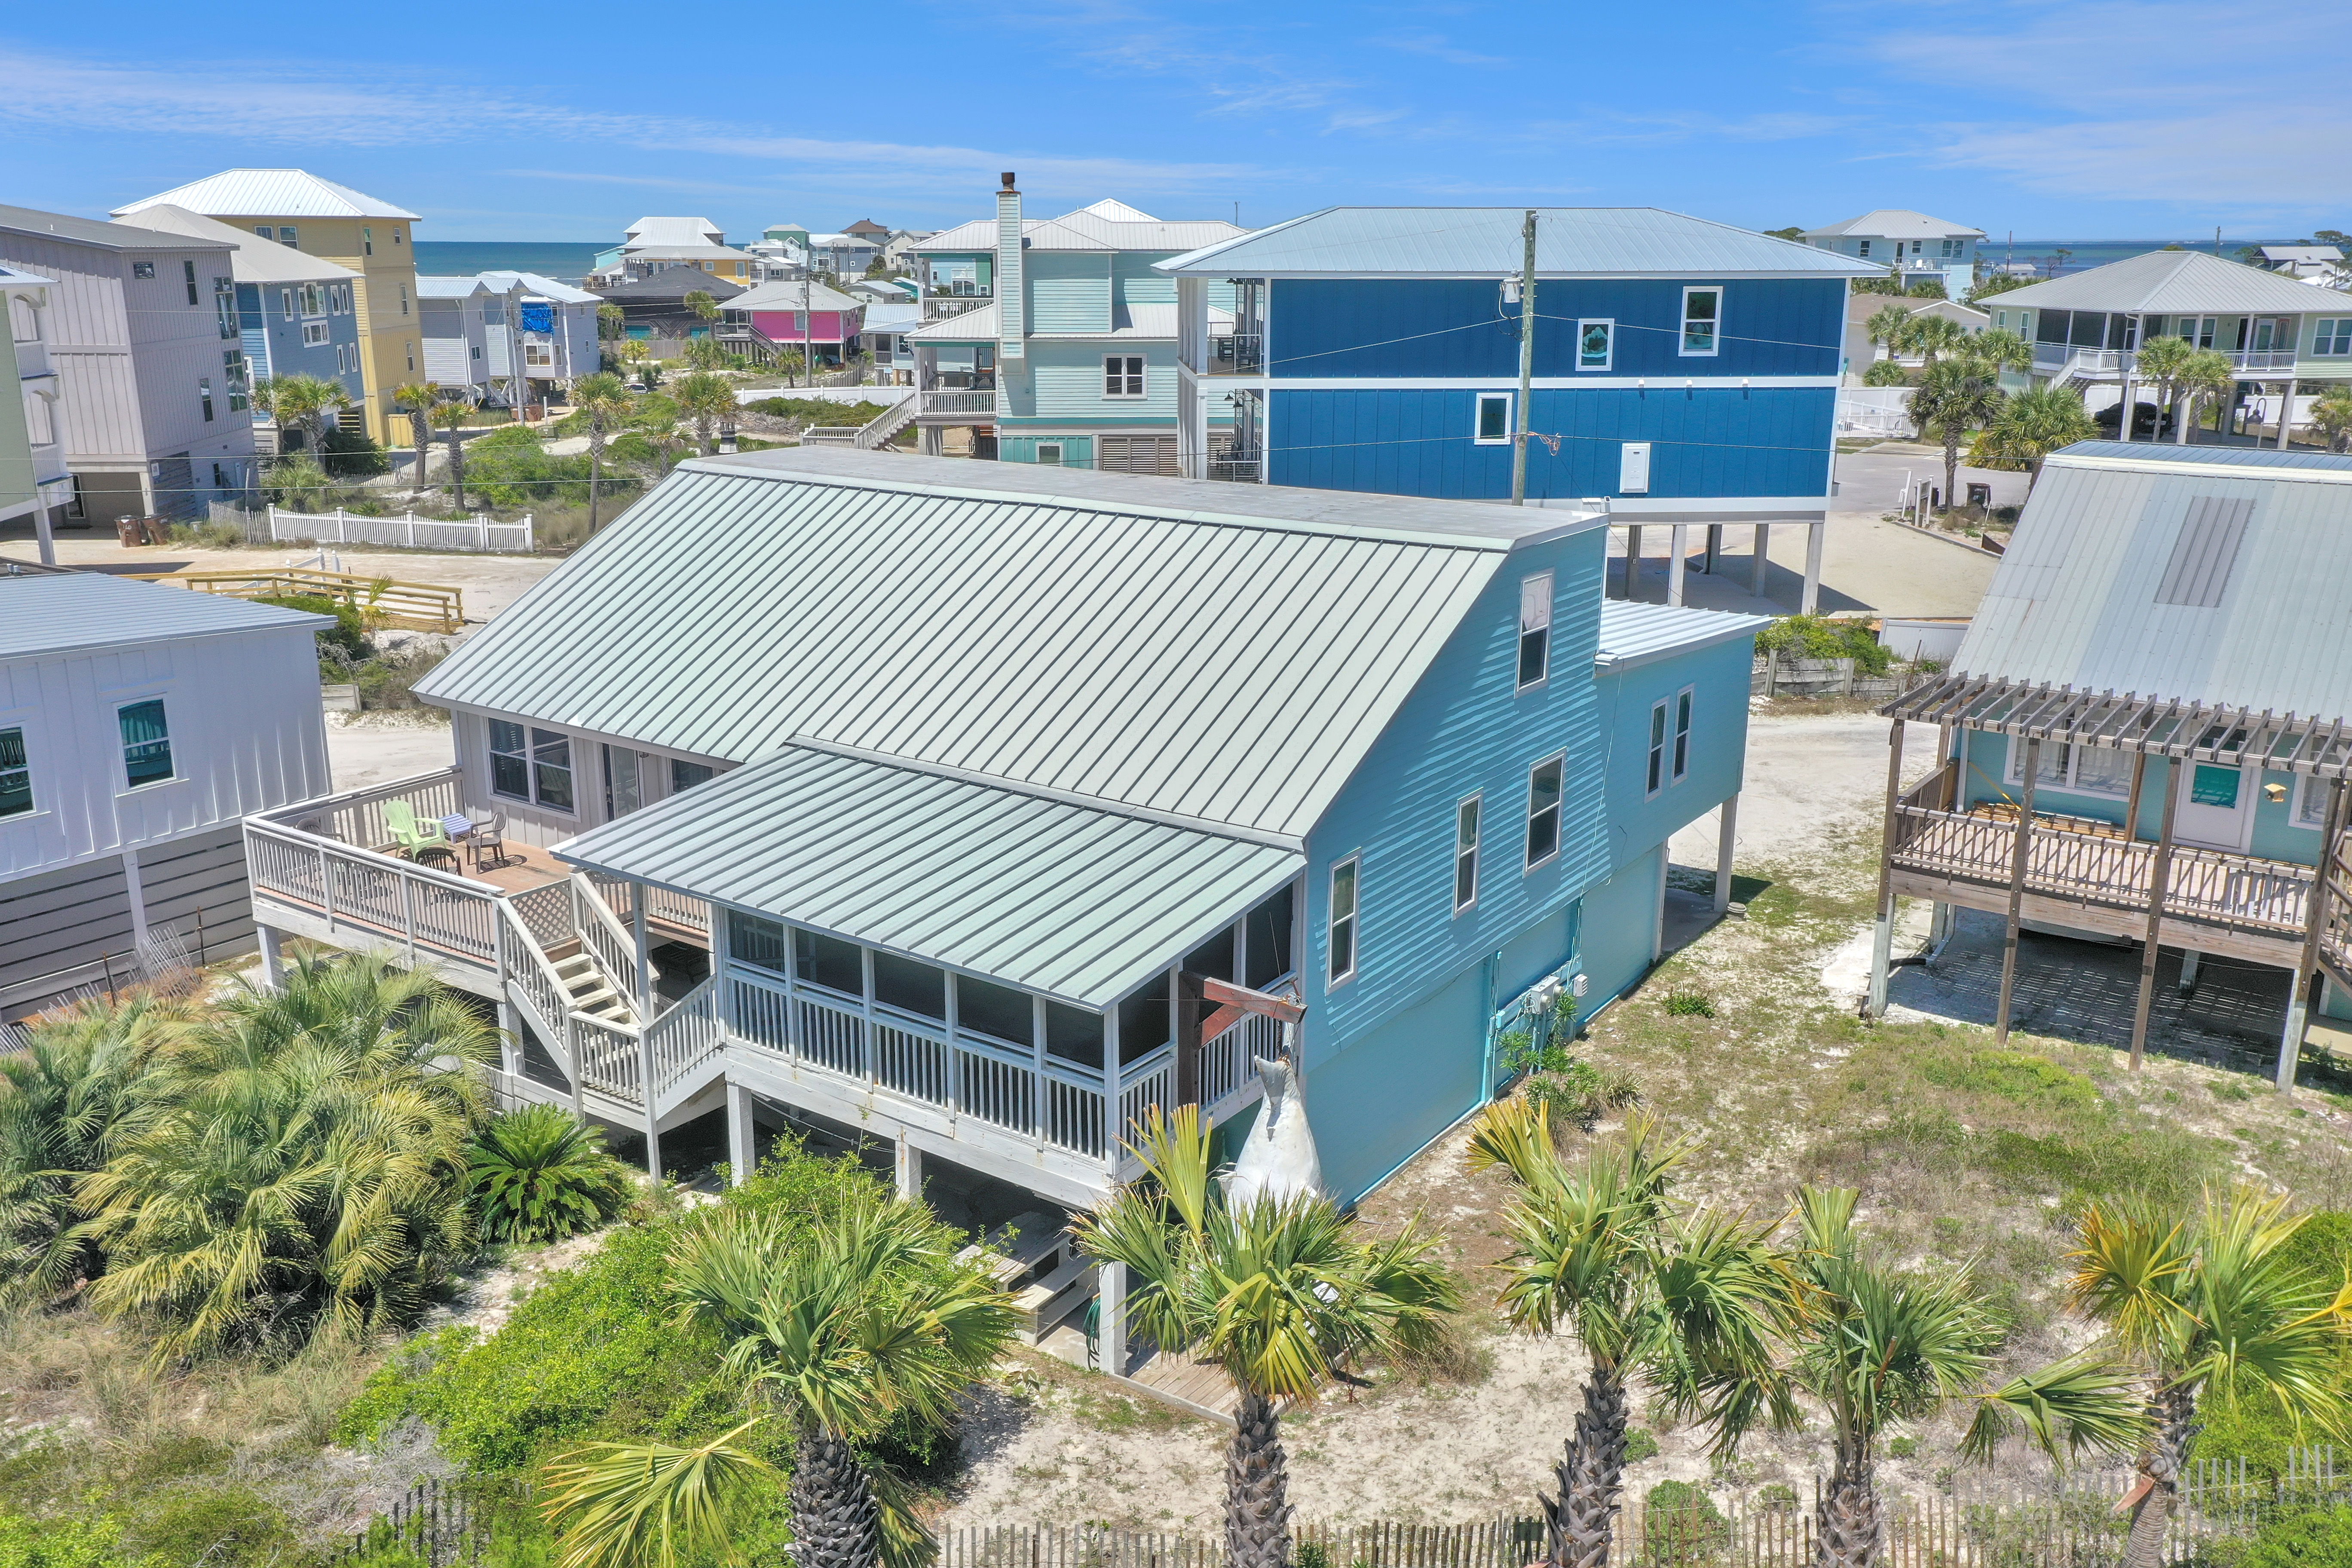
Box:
1013 1251 1095 1346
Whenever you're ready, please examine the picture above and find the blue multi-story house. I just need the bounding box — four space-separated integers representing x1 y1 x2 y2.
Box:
114 202 365 451
1159 208 1879 610
242 448 1763 1364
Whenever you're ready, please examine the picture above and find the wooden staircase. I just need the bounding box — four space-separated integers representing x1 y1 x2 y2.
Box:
548 941 639 1028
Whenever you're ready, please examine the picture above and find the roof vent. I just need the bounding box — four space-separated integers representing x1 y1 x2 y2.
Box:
2154 495 2253 608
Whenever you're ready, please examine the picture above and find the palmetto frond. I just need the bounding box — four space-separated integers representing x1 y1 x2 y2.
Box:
1959 1349 2148 1463
540 1421 775 1568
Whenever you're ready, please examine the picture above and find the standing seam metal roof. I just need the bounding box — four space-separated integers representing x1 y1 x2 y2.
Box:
1982 251 2340 315
554 746 1301 1008
1952 445 2352 716
107 205 361 284
1593 602 1773 671
413 450 1574 839
112 169 420 221
0 574 328 659
1156 207 1887 277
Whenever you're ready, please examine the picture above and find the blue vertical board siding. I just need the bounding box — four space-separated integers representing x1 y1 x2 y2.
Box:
1268 278 1844 380
1579 848 1664 1009
1594 638 1754 870
1297 527 1617 1201
1270 386 1834 499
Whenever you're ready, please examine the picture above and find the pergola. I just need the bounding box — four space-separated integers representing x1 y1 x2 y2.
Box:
1869 674 2352 1087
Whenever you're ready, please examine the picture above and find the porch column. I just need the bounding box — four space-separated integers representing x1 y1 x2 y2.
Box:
1096 1260 1129 1377
894 1135 922 1202
634 880 659 1184
726 1080 756 1185
1868 720 1907 1019
496 999 520 1084
1704 523 1722 576
2129 757 2184 1071
2278 779 2348 1094
257 924 284 991
1994 738 2041 1045
1624 525 1642 599
2177 951 2202 992
1667 524 1688 607
1714 794 1740 914
2278 380 2297 450
2116 369 2136 443
1751 524 1770 599
1802 522 1824 616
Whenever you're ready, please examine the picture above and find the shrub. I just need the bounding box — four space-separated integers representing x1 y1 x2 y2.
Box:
1887 1435 1920 1458
354 644 448 711
1524 1060 1642 1132
2192 1211 2352 1477
1663 987 1715 1018
1754 1482 1798 1513
1623 1428 1661 1462
743 396 892 426
1642 1480 1730 1567
0 1510 141 1568
255 591 371 663
322 426 391 479
468 1105 633 1244
2243 1505 2352 1568
1756 614 1893 674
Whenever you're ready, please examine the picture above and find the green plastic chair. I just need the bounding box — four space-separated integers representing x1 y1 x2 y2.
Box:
383 799 452 863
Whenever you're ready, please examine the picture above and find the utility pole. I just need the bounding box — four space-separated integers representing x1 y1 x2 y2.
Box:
1512 209 1537 505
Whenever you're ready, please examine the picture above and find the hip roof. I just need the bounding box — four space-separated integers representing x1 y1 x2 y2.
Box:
1157 207 1887 277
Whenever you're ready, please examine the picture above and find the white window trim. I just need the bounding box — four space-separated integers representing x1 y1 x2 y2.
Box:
487 717 579 815
1473 391 1513 445
1453 793 1482 915
1326 854 1361 987
1575 318 1615 372
1679 285 1724 358
1672 684 1694 784
1646 698 1669 799
1516 570 1553 691
2003 737 2134 801
2292 772 2338 830
1102 354 1147 400
1524 752 1565 872
0 720 40 822
114 695 178 793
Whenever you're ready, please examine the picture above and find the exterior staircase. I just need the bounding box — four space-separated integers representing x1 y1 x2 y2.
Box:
800 392 918 451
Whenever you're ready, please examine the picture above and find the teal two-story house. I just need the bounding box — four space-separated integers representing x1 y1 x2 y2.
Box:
904 180 1246 474
260 449 1764 1367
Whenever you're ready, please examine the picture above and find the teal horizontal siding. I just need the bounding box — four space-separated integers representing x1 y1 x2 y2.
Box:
1029 254 1111 333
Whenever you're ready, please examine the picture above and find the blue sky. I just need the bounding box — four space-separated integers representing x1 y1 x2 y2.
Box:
2 2 2344 243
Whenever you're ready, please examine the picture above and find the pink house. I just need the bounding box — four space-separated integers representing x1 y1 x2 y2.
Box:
724 279 865 363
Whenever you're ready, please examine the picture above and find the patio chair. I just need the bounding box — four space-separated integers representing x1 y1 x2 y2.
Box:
468 808 510 873
383 799 453 865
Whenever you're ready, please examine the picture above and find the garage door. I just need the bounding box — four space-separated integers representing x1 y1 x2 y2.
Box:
1098 434 1178 475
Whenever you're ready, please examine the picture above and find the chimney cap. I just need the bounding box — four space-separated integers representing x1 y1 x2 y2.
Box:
1000 172 1017 190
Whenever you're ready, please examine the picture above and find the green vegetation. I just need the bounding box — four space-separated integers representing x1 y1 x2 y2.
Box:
1755 615 1893 674
1640 1480 1729 1566
2244 1505 2352 1568
468 1105 634 1244
743 397 893 426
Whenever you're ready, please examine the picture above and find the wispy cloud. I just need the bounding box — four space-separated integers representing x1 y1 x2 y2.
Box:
1369 30 1510 67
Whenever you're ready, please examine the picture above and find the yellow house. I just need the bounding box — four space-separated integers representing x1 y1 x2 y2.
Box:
114 170 422 447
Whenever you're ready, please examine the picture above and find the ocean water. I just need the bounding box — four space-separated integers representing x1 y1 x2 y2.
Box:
1991 238 2306 275
409 242 604 285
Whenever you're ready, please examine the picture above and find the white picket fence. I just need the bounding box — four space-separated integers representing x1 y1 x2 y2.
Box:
265 505 534 553
1837 387 1917 438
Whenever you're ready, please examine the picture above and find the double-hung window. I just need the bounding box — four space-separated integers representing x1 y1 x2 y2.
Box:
488 719 574 810
1103 355 1145 398
1576 318 1614 371
2315 319 2352 358
1453 796 1481 913
1680 288 1721 355
1474 392 1513 444
1517 571 1552 688
183 260 199 306
0 726 31 817
1326 856 1360 985
1525 755 1563 868
2006 739 2134 798
118 700 172 788
1647 700 1670 795
1672 688 1693 782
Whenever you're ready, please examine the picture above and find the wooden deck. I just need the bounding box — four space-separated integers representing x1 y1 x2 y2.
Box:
380 836 570 897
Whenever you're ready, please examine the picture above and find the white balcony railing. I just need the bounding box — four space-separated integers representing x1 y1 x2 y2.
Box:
2034 346 2303 379
919 389 999 415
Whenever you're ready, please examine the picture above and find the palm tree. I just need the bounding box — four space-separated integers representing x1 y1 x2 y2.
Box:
77 952 492 1360
1863 304 1915 369
253 373 352 458
1467 1102 1791 1568
544 1183 1017 1568
673 373 735 457
1905 315 1970 366
1787 1189 2144 1568
573 373 633 533
1075 1106 1460 1568
2312 386 2352 454
1911 331 2030 517
391 380 439 495
428 397 476 511
1861 359 1912 389
1981 386 2099 492
2129 335 2195 441
0 992 192 1297
2069 1187 2352 1568
2176 349 2237 445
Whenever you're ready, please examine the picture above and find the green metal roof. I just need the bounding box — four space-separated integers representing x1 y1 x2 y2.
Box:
417 450 1600 840
555 744 1301 1008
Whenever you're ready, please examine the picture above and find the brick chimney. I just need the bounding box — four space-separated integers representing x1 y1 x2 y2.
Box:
995 172 1024 361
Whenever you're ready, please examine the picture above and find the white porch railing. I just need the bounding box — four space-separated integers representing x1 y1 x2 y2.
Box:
266 505 534 553
919 390 998 415
2035 346 2303 379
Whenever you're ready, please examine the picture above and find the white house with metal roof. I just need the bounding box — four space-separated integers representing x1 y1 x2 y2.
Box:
241 448 1766 1361
905 180 1247 472
2 263 72 560
1981 251 2352 444
1872 441 2352 1087
1802 209 1984 295
0 573 329 1018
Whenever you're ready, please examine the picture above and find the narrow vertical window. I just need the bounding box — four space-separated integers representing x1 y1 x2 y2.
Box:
531 729 574 811
0 727 31 817
1517 571 1553 689
1672 688 1693 782
1680 287 1721 355
199 378 214 422
1454 796 1481 913
1647 700 1668 795
1474 392 1512 445
1525 755 1563 868
488 720 530 800
1327 856 1360 985
183 260 199 305
119 700 172 787
362 226 374 257
1576 319 1614 371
